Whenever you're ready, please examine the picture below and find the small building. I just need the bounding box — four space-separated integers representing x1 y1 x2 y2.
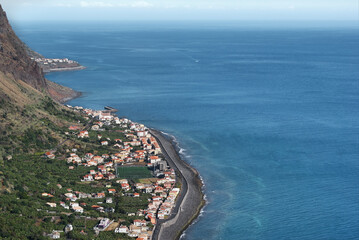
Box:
83 174 94 181
94 218 112 231
115 225 129 234
49 231 60 239
45 152 55 159
46 202 57 208
64 224 73 233
91 125 100 131
72 206 84 213
108 189 116 194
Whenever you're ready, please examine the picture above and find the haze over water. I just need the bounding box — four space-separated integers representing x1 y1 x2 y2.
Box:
16 22 359 239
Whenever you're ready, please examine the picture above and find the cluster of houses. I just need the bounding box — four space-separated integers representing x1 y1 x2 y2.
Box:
114 219 152 239
67 108 167 171
43 188 114 214
43 106 183 238
65 152 116 181
32 57 78 65
139 170 179 221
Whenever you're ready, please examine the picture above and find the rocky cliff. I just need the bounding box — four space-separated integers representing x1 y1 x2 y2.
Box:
0 5 47 91
0 4 79 102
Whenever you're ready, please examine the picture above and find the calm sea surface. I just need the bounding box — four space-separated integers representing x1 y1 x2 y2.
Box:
15 22 359 240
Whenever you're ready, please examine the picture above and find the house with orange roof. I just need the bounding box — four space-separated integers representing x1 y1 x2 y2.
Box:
94 173 104 180
87 160 97 166
98 165 106 173
154 186 164 193
85 153 94 160
149 156 161 164
148 215 156 225
108 189 116 194
45 152 55 159
133 219 147 227
104 161 113 167
95 192 105 198
107 173 116 180
121 183 130 191
78 131 89 138
83 174 94 181
152 196 162 201
69 125 81 131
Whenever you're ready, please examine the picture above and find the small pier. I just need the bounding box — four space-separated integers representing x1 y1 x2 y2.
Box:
104 106 118 113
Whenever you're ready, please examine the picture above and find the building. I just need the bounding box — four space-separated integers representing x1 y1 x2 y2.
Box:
94 218 112 231
115 225 129 234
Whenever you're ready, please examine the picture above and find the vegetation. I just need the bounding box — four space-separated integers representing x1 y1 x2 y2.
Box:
0 10 154 239
0 101 151 239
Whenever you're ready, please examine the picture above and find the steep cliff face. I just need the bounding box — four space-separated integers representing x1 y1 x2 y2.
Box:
0 5 48 92
0 4 79 103
0 4 84 160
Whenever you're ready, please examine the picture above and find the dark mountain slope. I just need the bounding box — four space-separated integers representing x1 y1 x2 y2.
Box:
0 4 83 157
0 5 47 91
0 4 79 102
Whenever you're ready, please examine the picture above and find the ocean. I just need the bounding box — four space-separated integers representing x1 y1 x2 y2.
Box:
15 21 359 240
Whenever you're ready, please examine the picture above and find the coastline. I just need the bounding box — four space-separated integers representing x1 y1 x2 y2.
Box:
44 66 87 73
150 129 205 240
46 66 85 103
60 90 206 240
58 90 82 103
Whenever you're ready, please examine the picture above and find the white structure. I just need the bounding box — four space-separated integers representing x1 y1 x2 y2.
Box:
115 225 129 234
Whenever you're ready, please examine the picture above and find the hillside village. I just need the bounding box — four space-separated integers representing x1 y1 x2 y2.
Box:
31 57 85 73
42 106 181 239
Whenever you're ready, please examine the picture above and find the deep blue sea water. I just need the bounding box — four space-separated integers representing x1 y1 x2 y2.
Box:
15 22 359 240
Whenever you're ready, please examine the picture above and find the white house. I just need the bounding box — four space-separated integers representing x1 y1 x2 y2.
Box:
72 206 84 213
83 174 94 181
49 231 60 239
115 225 129 234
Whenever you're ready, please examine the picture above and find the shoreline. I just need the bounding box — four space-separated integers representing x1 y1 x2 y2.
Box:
59 80 205 240
58 91 82 103
44 66 87 73
162 131 208 239
150 129 205 240
48 66 85 103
